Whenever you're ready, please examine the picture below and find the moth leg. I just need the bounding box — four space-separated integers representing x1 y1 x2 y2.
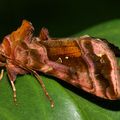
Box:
10 80 17 103
0 69 4 80
6 64 17 104
33 70 54 108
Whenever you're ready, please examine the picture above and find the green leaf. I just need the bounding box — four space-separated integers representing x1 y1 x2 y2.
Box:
75 19 120 47
1 19 120 120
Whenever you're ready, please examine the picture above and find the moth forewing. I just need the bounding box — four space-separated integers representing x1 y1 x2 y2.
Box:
40 37 120 100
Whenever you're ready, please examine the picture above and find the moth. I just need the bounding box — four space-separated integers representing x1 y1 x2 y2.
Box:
0 20 120 108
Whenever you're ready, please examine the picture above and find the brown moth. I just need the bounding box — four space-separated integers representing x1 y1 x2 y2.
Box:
0 20 120 108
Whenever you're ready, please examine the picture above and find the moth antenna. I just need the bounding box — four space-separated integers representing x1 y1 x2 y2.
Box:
32 70 54 108
10 80 17 104
0 69 4 80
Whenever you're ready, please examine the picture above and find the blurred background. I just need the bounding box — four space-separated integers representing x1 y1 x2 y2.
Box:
0 0 120 40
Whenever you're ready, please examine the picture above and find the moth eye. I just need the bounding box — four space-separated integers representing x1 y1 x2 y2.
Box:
56 57 63 63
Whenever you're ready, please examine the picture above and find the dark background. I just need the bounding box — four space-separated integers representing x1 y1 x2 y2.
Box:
0 0 120 39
